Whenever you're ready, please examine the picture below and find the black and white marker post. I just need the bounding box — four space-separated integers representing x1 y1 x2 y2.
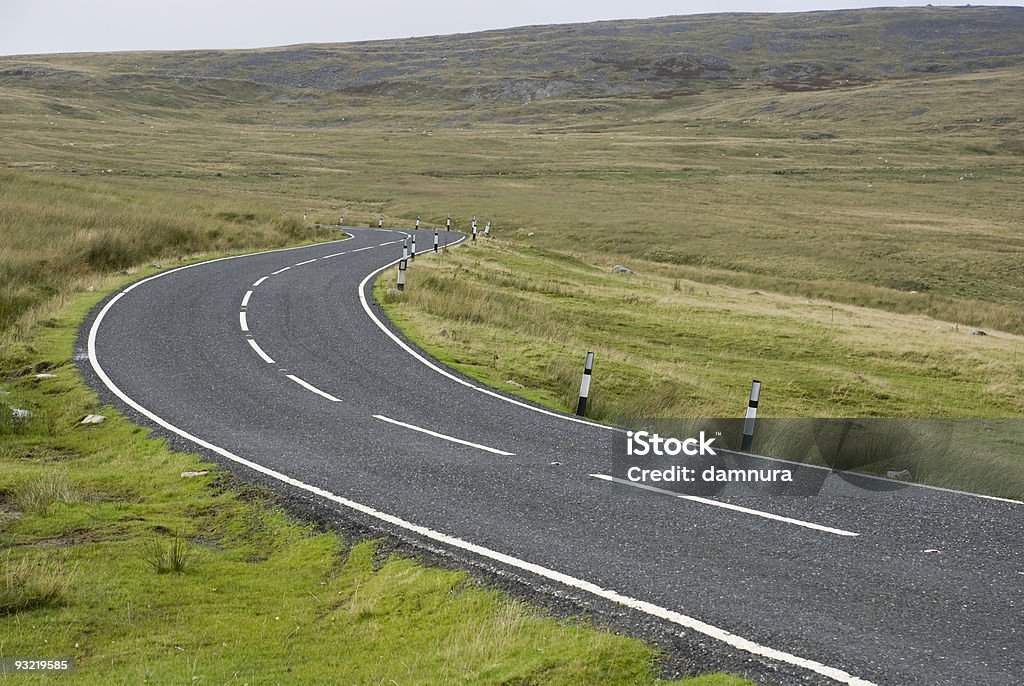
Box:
397 258 407 292
410 232 417 260
415 215 420 230
741 379 761 452
378 216 383 228
576 351 595 416
433 228 439 252
484 221 491 238
471 216 478 242
402 238 409 260
446 213 451 230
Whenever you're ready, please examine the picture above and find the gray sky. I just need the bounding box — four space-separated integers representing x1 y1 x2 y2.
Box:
2 1 1021 57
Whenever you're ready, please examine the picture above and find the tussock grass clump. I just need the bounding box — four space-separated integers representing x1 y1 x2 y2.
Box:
14 471 79 517
145 534 195 574
0 553 75 615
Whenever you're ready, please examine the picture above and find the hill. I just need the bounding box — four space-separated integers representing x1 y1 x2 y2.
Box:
2 6 1024 121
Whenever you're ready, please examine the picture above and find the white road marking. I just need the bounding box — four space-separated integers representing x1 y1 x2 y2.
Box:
373 414 515 456
241 290 253 308
294 259 318 267
321 251 348 259
589 474 859 538
286 374 342 402
86 233 877 686
246 338 275 364
357 248 1020 506
271 266 291 275
377 240 399 246
350 246 375 253
252 276 268 287
239 311 249 332
357 247 617 432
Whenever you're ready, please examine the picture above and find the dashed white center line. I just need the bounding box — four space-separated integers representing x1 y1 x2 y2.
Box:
286 374 342 402
589 474 860 538
252 276 268 288
350 246 375 253
373 414 515 456
321 251 348 259
294 259 318 267
239 311 249 332
246 338 275 364
241 290 253 308
271 266 291 275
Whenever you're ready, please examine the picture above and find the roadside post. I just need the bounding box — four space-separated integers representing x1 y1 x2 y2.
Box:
433 229 439 252
741 380 761 451
576 352 595 416
411 233 417 260
397 258 407 292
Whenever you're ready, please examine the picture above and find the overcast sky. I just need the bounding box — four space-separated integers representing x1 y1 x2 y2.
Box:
2 1 1021 57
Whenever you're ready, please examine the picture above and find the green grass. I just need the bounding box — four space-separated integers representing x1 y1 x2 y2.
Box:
0 214 747 686
0 552 76 615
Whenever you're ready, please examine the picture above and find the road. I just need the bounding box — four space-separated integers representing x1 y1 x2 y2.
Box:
81 228 1023 685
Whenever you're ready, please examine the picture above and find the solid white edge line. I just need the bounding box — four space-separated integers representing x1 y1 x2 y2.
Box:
252 276 268 287
239 311 249 332
356 244 618 432
286 374 342 402
357 242 1021 507
271 266 292 275
246 338 275 364
241 290 253 308
86 231 877 686
589 474 860 538
373 414 514 456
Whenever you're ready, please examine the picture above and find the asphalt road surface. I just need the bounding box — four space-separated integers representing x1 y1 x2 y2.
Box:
81 228 1023 685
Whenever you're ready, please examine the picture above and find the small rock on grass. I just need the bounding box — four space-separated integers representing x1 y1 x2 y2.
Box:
181 471 210 478
80 414 107 424
886 469 912 481
612 264 633 274
11 408 31 420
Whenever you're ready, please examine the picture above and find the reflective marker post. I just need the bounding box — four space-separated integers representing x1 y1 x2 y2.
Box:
741 380 761 452
433 229 439 252
397 258 407 292
576 352 595 417
411 233 417 260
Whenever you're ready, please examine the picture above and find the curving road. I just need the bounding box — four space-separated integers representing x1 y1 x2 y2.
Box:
81 229 1023 686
